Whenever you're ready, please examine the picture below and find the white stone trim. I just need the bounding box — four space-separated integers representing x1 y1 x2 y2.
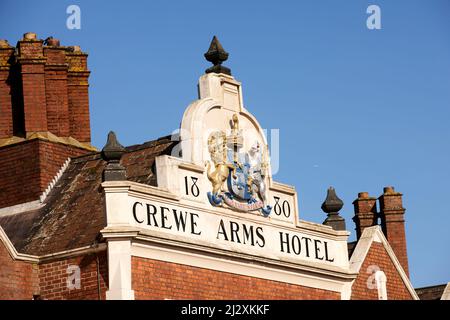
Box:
105 239 135 300
349 226 419 300
297 219 350 239
0 200 43 217
102 180 179 201
375 271 388 300
0 226 38 262
341 281 353 300
441 282 450 300
39 158 71 203
38 243 107 262
0 225 106 263
178 162 204 174
270 181 296 195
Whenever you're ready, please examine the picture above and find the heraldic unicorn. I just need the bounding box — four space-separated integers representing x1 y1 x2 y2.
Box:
205 114 272 216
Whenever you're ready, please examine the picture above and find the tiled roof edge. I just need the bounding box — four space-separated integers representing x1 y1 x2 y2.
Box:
125 134 174 152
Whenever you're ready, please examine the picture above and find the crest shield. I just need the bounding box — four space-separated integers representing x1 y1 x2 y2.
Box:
206 113 272 216
227 158 252 201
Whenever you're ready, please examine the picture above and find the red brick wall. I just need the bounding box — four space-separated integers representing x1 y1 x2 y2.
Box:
38 251 108 300
0 139 89 208
0 237 38 300
351 242 413 300
132 257 340 300
0 236 108 300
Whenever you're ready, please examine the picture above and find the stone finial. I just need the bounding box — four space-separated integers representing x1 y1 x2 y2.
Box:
204 36 231 75
101 131 126 181
102 131 125 161
321 187 346 231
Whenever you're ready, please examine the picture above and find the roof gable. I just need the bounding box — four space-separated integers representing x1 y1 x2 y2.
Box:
349 226 418 299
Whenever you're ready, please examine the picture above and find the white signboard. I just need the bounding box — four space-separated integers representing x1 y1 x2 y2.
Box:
126 195 348 268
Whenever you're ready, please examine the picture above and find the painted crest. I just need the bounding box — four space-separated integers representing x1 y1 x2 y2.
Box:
206 114 272 216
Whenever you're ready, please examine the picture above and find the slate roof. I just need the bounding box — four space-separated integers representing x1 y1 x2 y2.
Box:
415 284 446 300
0 135 176 256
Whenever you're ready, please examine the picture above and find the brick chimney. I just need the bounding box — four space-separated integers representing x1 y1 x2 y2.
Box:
378 186 409 277
352 192 378 239
16 32 51 135
0 33 95 209
66 45 91 143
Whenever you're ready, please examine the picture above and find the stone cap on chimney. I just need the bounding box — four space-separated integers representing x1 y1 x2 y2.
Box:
382 186 402 196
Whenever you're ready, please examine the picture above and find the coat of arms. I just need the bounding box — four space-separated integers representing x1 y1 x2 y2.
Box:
206 114 272 216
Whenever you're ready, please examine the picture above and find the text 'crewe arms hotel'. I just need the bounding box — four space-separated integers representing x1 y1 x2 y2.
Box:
132 199 337 265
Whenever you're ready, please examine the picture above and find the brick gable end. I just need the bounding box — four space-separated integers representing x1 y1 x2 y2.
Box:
351 242 412 300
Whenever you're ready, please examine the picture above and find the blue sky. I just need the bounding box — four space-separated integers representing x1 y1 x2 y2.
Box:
1 0 449 288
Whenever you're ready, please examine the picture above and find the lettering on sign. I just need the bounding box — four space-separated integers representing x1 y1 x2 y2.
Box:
131 200 338 265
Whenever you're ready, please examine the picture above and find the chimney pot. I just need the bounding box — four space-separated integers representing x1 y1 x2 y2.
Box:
383 186 395 194
23 32 37 40
45 37 60 46
358 192 369 199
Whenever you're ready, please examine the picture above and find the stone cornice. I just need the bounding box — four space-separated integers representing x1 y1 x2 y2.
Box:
0 131 97 151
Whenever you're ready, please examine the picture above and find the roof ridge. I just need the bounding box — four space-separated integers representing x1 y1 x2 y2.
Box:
39 158 71 203
124 134 174 152
416 284 447 290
